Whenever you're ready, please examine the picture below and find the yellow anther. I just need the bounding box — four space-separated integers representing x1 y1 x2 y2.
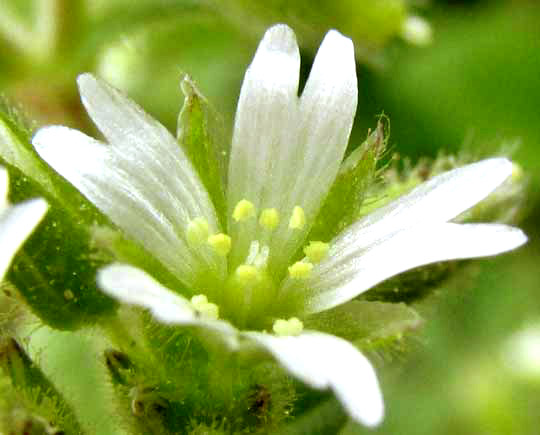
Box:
235 264 260 284
303 241 329 263
207 233 232 256
186 218 209 246
233 199 255 222
273 317 304 336
190 294 219 320
259 208 280 230
288 261 313 279
288 206 306 230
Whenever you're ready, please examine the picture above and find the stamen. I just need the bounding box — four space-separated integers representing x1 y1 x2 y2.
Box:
186 218 209 246
273 317 304 336
288 261 313 279
246 241 261 265
207 233 232 256
288 206 306 230
235 264 260 284
254 245 270 269
259 208 279 230
190 294 219 320
303 241 329 263
233 199 255 222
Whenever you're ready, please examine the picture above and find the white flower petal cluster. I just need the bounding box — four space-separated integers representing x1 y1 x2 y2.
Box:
0 167 48 280
32 24 526 427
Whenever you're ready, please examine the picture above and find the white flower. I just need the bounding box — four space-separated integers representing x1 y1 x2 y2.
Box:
0 167 48 280
32 24 526 427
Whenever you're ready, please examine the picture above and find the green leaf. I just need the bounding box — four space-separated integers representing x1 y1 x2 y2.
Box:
305 300 422 347
177 76 228 225
310 121 386 241
0 98 116 330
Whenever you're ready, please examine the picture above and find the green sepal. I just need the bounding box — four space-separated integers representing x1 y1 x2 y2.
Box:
0 337 82 434
0 98 117 330
368 262 455 303
305 300 422 349
104 348 171 435
137 317 297 433
177 76 228 225
310 121 386 241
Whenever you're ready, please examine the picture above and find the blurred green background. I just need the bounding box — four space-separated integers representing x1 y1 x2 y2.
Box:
1 0 539 433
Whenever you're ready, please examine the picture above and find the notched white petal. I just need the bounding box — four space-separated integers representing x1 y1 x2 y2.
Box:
344 158 514 250
244 331 384 427
227 24 301 266
302 223 527 313
0 198 48 280
33 91 224 286
76 73 218 231
98 264 238 347
33 126 204 286
228 26 358 274
267 29 357 272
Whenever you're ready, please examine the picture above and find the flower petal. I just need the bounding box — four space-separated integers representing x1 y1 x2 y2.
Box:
98 263 238 347
342 158 513 251
227 26 357 275
300 223 527 313
268 29 358 274
227 24 301 266
77 74 217 231
34 126 213 286
0 198 48 280
244 331 383 427
33 75 226 286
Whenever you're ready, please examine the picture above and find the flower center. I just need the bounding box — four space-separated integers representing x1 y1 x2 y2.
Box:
185 199 329 331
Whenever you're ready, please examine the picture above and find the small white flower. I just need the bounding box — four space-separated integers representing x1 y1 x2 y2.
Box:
0 167 48 280
32 24 526 427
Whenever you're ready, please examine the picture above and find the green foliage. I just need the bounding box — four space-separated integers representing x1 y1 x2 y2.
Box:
0 98 116 330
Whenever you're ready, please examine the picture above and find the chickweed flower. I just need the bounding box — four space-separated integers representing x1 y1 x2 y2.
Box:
32 24 526 426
